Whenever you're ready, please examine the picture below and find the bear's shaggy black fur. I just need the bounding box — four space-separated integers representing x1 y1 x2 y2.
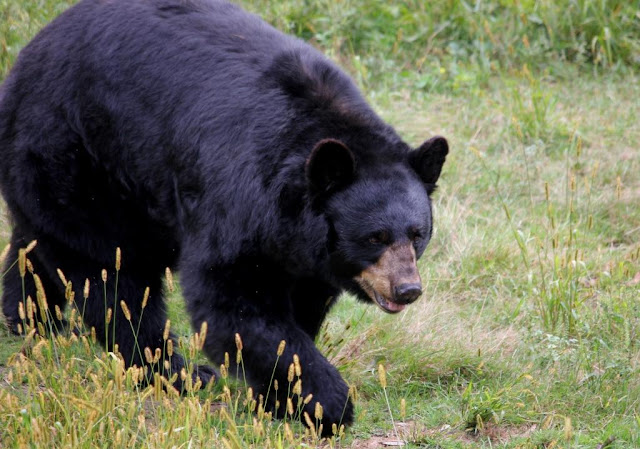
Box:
0 0 448 433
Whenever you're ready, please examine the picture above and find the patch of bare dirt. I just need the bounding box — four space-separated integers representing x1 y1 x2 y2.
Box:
347 421 539 448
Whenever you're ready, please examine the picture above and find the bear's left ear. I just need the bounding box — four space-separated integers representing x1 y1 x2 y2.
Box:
306 138 356 194
409 135 449 195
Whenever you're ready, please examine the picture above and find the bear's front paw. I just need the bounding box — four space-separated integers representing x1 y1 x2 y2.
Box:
315 396 353 437
300 376 353 437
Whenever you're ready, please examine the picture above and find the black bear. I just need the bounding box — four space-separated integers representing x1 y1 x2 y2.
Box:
0 0 448 434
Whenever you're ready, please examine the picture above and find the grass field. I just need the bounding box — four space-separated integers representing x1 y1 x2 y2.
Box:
1 0 639 447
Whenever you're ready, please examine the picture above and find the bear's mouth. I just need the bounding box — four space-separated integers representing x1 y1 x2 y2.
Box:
372 291 406 314
355 277 407 314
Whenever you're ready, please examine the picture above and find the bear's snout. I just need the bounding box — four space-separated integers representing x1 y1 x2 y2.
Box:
355 242 423 312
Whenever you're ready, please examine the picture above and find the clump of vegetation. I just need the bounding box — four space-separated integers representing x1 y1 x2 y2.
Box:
0 255 341 447
1 0 639 447
242 0 640 91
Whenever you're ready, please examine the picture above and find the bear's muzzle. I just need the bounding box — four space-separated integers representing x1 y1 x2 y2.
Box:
354 242 422 313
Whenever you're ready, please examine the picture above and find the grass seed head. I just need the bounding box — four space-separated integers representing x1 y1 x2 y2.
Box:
378 364 387 388
18 301 25 320
18 248 26 278
564 416 573 441
26 296 34 320
65 281 74 304
25 240 37 253
144 347 153 364
293 379 302 396
105 308 112 325
349 385 358 401
277 339 286 356
142 286 150 308
293 353 301 376
24 328 37 346
101 269 107 283
303 411 315 435
33 275 49 322
164 267 174 291
33 274 47 308
120 300 132 321
83 278 90 299
235 332 243 351
199 321 208 349
314 401 323 420
167 339 173 356
115 247 121 271
54 304 63 321
56 268 67 286
287 363 294 383
163 319 171 340
304 393 313 405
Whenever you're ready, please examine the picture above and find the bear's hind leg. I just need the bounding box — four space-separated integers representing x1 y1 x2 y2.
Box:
71 261 216 391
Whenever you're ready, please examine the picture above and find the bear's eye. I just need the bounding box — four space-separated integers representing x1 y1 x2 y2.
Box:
368 230 390 245
409 227 423 242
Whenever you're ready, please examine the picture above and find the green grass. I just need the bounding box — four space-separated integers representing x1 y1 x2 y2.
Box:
1 0 640 447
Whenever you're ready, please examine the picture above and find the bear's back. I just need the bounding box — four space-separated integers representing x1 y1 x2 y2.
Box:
0 0 403 255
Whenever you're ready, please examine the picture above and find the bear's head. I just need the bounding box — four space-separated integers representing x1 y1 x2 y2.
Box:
306 136 448 313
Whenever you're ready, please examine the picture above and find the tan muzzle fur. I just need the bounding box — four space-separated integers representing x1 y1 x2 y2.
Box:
354 242 422 313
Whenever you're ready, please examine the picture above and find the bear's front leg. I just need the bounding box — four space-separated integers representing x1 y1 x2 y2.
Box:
181 263 353 436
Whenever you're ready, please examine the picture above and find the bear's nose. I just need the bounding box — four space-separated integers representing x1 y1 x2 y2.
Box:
393 283 422 304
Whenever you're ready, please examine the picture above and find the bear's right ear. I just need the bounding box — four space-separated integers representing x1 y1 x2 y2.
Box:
306 138 356 194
